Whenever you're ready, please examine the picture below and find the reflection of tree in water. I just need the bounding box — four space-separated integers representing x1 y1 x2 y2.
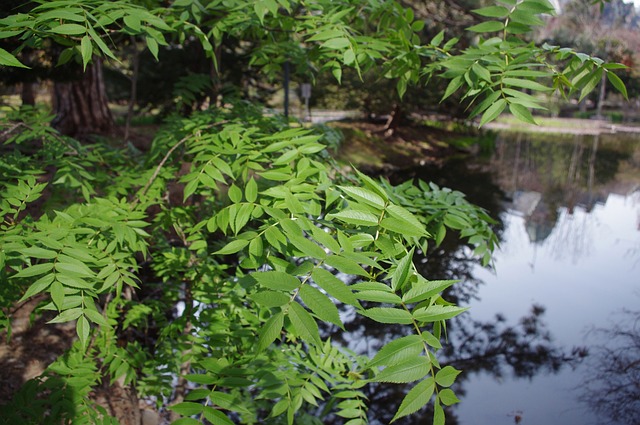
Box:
327 303 584 425
578 308 640 425
328 139 634 423
446 305 587 381
492 132 634 247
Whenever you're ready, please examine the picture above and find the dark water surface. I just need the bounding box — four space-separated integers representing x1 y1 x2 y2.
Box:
357 130 640 425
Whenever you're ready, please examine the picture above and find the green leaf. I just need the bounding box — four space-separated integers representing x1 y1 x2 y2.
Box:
83 308 109 327
363 307 413 325
391 249 414 291
250 290 290 307
245 178 258 203
257 311 284 351
372 357 430 383
123 14 141 32
430 30 444 47
466 21 505 33
438 388 460 406
146 36 159 61
210 391 251 414
509 102 537 125
413 305 469 323
214 239 249 255
441 76 464 102
433 400 445 425
19 274 55 302
253 271 300 291
299 285 342 328
517 0 555 14
55 261 95 278
228 184 243 203
579 68 603 102
509 9 544 26
310 226 341 254
502 78 554 92
325 254 369 277
391 378 435 422
472 63 491 82
322 37 350 50
369 335 425 368
21 246 58 259
338 186 386 209
479 98 506 127
76 315 90 347
249 236 264 258
80 35 92 71
311 268 359 307
327 210 379 227
169 402 204 416
202 407 235 425
307 29 345 42
354 169 388 201
0 47 29 68
472 6 510 17
50 280 65 310
385 205 427 236
50 23 86 35
607 71 628 100
402 279 458 304
469 90 502 119
355 290 402 304
14 262 54 278
48 308 82 324
288 301 321 345
435 365 461 387
343 48 356 65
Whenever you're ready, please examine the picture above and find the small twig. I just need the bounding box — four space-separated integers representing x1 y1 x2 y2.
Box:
0 122 27 140
133 134 189 208
132 120 228 208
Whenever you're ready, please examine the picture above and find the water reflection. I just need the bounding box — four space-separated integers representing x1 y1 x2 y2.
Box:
578 308 640 425
349 130 640 424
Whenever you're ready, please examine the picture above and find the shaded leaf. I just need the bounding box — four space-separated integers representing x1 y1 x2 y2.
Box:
257 311 284 351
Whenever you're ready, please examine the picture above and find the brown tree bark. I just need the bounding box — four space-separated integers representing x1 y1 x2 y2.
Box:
51 57 115 138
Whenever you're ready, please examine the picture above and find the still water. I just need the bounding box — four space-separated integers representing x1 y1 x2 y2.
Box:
371 130 640 425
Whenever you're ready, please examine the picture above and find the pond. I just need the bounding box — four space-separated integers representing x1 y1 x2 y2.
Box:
340 129 640 425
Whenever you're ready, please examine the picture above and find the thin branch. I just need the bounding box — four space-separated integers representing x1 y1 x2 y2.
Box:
132 120 228 208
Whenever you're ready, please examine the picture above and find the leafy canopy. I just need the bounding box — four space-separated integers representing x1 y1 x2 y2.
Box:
0 0 626 424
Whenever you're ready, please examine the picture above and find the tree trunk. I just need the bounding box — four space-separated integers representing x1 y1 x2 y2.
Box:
51 57 114 138
21 82 36 106
383 104 403 136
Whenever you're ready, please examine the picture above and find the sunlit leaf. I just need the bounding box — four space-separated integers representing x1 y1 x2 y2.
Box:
391 378 435 422
369 335 424 368
372 357 430 383
288 301 321 345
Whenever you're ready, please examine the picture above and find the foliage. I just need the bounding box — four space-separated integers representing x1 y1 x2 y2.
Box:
0 100 496 424
0 0 627 424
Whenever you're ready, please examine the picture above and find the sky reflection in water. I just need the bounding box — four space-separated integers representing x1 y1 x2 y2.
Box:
450 132 640 425
342 131 640 425
457 192 639 425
